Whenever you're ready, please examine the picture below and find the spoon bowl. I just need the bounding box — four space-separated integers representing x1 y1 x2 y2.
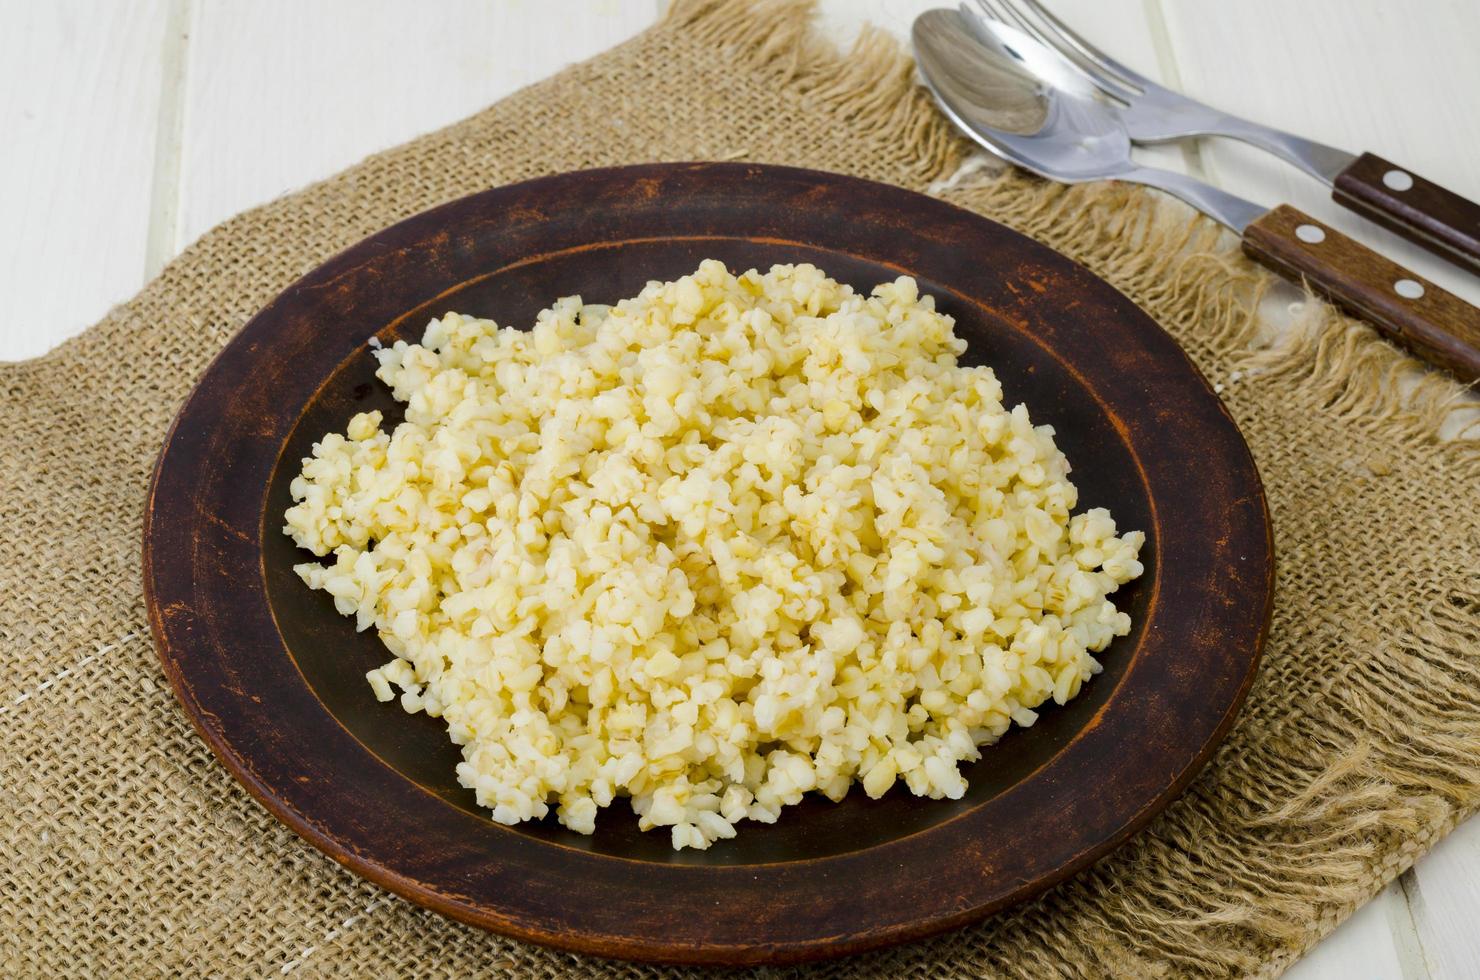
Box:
913 7 1267 232
913 10 1136 183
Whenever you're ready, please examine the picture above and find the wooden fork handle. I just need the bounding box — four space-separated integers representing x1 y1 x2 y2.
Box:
1333 152 1480 273
1242 205 1480 384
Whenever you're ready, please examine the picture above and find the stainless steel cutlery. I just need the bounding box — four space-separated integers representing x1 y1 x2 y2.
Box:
966 0 1480 273
913 6 1480 382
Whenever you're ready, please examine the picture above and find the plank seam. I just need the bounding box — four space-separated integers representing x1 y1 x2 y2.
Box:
1396 869 1442 979
144 0 192 279
1139 0 1210 182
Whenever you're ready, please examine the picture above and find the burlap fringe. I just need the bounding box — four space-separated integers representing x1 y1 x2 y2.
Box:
661 1 1480 975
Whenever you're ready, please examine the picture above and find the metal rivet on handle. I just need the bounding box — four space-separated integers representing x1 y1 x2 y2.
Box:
1394 279 1425 299
1383 169 1414 192
1296 224 1326 244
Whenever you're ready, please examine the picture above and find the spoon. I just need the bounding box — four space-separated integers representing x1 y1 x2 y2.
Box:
913 8 1480 383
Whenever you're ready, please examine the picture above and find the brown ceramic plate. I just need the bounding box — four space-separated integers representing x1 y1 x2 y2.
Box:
144 163 1272 966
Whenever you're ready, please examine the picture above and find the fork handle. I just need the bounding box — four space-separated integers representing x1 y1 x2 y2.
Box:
1333 153 1480 274
1242 205 1480 383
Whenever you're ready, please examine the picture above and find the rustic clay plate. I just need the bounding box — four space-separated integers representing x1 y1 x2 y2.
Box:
144 162 1272 965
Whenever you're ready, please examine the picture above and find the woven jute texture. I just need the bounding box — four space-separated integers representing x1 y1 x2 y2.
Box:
3 2 1478 976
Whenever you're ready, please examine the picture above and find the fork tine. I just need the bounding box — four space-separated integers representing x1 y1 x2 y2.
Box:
1004 0 1151 92
976 0 1083 65
970 0 1134 103
974 0 1037 35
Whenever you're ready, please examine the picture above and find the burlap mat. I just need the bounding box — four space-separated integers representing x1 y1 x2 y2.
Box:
3 2 1478 975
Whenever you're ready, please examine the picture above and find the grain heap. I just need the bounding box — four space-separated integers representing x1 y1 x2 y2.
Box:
285 260 1144 849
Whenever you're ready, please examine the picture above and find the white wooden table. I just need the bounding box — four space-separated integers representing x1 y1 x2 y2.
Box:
4 1 1476 975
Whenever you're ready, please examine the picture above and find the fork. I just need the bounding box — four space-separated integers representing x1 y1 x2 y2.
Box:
913 9 1480 383
970 0 1480 273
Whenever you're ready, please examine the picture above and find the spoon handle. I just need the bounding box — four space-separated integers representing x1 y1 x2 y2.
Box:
1242 205 1480 384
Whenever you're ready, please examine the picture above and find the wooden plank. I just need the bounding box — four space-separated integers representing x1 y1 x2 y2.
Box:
173 0 663 252
0 0 171 360
1159 0 1480 307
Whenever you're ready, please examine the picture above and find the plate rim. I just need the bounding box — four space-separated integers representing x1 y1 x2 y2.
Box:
144 161 1273 965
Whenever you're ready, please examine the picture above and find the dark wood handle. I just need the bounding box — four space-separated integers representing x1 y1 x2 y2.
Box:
1333 152 1480 273
1242 205 1480 384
